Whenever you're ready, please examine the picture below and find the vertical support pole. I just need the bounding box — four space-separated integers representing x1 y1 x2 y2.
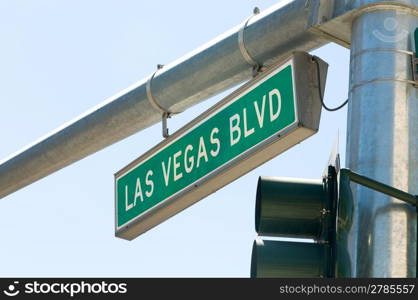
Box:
346 6 418 277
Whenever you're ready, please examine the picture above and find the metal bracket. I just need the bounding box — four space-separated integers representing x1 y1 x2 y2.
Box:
238 7 263 77
146 64 179 138
340 168 418 207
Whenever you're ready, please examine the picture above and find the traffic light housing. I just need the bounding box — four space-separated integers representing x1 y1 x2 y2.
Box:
255 177 331 239
251 239 331 278
251 166 341 278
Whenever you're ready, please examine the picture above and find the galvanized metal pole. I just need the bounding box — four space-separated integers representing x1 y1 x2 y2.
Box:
0 0 332 199
346 3 418 277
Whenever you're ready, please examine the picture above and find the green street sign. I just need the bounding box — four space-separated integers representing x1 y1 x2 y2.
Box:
115 52 328 240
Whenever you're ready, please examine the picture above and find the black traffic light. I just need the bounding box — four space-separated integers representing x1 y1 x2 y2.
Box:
251 166 340 278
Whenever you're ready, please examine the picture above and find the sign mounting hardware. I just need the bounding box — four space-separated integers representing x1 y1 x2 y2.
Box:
115 52 328 241
146 64 181 138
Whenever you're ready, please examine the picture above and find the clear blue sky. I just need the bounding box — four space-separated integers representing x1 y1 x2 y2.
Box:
0 0 349 277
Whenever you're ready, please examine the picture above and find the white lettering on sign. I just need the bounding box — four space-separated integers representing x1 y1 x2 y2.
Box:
184 145 194 173
125 185 133 211
254 95 266 128
145 170 154 197
230 88 282 146
229 114 241 146
269 88 281 122
123 87 283 211
210 127 220 157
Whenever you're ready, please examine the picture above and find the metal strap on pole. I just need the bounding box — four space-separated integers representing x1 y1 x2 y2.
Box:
349 48 418 88
146 64 180 138
238 7 262 77
349 48 418 91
